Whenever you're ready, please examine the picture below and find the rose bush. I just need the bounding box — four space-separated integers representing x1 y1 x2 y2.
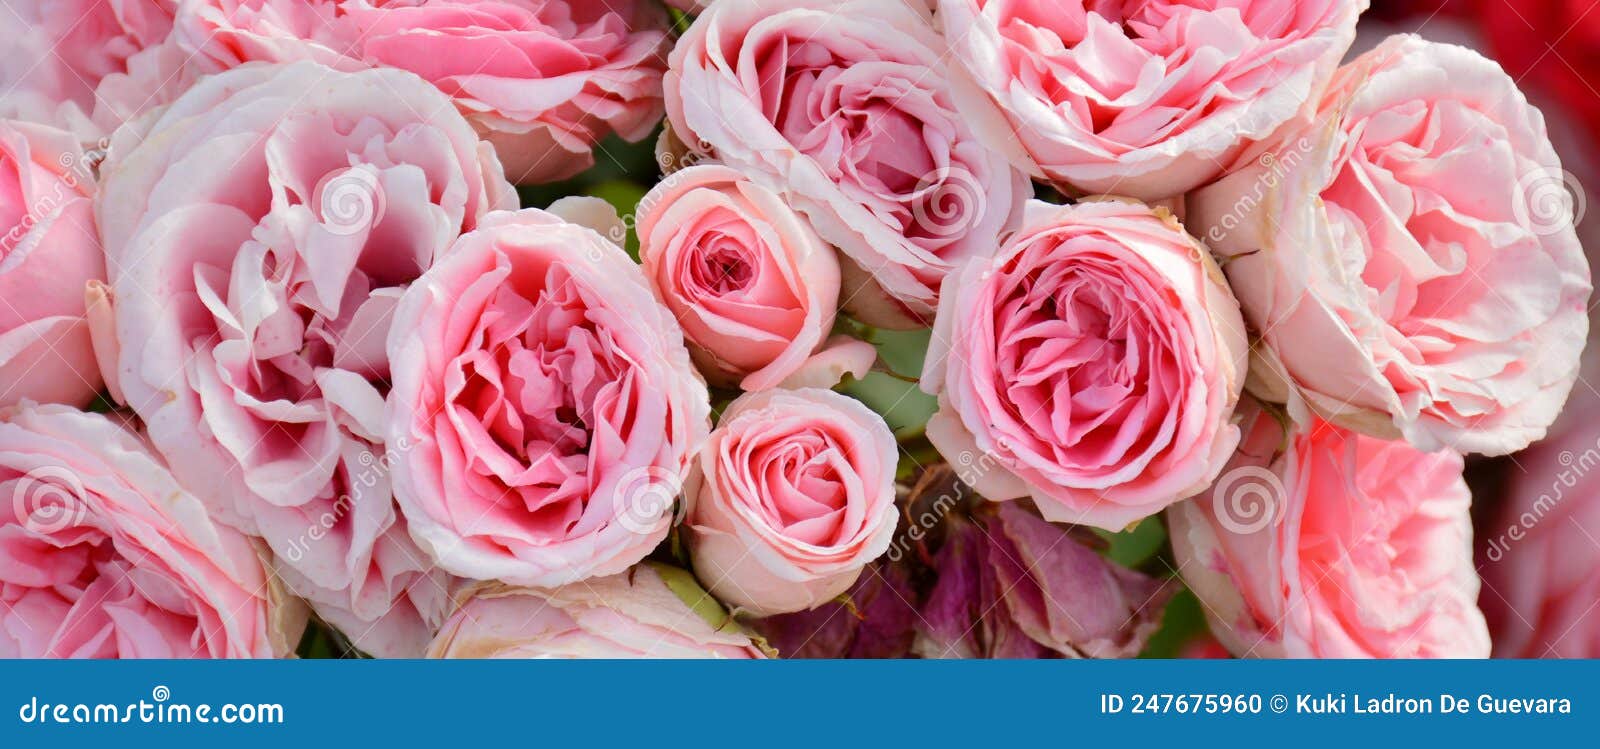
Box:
0 404 304 658
1188 35 1591 456
0 121 105 409
665 0 1028 327
637 164 875 391
938 0 1366 199
387 208 710 589
686 388 897 616
923 199 1248 531
96 61 513 657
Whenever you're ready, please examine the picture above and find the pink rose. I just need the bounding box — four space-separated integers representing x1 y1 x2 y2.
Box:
922 199 1248 531
637 164 876 391
0 121 105 409
387 208 711 588
427 564 764 658
685 388 897 616
665 0 1028 328
1188 35 1592 456
1480 378 1600 658
1168 403 1490 658
936 0 1364 199
176 0 672 184
0 0 184 138
96 61 515 657
1 404 305 658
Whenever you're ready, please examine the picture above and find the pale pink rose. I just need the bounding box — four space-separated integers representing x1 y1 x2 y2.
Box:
1189 35 1592 456
937 0 1364 199
0 404 305 658
428 565 764 658
665 0 1029 328
1168 403 1490 658
922 199 1248 531
0 121 105 409
0 0 185 138
175 0 672 185
97 62 515 657
387 208 710 588
1480 377 1600 658
686 388 896 616
637 164 875 391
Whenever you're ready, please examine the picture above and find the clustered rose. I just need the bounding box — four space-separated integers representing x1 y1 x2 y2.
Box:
0 1 1586 662
923 199 1249 531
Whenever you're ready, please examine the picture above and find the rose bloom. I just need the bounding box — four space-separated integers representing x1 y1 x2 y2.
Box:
428 565 764 658
1167 402 1490 658
97 62 515 657
665 0 1028 328
936 0 1364 199
175 0 672 184
0 0 184 138
1 404 305 658
0 121 105 409
637 164 876 391
922 199 1248 531
686 388 896 616
388 208 710 588
1189 35 1592 456
1480 374 1600 658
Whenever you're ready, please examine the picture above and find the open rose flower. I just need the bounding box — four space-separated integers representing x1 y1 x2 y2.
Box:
1167 402 1490 658
686 388 897 616
916 503 1172 659
0 404 304 658
1189 35 1592 456
637 164 875 390
0 121 105 409
387 208 710 588
665 0 1028 327
922 199 1248 531
1480 374 1600 658
175 0 672 184
427 564 764 658
937 0 1364 199
0 0 185 138
97 62 515 657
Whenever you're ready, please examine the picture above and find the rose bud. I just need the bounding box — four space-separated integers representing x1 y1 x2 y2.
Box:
388 208 711 588
1167 401 1491 658
935 0 1364 199
665 0 1028 327
175 0 672 184
1480 368 1600 657
686 388 897 616
922 199 1248 531
427 564 765 658
1188 35 1592 456
0 121 105 409
97 61 514 657
637 164 876 391
0 404 305 658
915 503 1172 659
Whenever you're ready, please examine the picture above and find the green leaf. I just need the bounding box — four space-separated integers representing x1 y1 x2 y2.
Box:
1093 515 1168 569
1138 588 1213 659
